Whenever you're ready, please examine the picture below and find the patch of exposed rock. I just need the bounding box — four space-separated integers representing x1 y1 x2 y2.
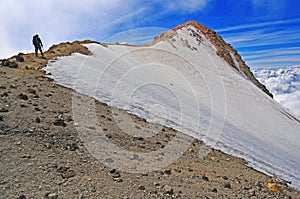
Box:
0 40 104 70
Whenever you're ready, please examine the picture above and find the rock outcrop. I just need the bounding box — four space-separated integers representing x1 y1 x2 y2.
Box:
1 40 94 70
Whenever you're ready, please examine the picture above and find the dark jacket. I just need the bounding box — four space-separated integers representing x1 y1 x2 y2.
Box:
32 35 43 47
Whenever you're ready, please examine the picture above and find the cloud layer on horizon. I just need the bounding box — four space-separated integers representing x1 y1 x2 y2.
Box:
252 66 300 118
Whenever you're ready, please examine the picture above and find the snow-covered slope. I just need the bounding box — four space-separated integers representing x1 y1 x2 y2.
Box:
252 66 300 118
45 22 300 190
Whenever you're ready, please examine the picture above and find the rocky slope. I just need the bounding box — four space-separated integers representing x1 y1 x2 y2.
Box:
0 53 299 198
1 21 299 198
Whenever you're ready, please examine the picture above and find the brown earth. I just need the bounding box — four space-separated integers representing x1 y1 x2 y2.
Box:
0 41 299 199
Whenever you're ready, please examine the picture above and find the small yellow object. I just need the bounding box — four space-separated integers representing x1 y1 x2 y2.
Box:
267 182 282 192
188 147 194 152
210 157 216 161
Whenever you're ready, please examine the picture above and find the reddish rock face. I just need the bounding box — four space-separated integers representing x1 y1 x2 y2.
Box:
172 20 272 98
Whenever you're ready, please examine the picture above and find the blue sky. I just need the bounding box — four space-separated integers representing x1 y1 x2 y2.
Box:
1 0 299 67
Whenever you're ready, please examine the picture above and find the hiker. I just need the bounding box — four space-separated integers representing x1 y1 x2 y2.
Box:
32 34 45 58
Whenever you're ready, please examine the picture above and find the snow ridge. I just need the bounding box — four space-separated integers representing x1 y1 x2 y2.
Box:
45 22 300 191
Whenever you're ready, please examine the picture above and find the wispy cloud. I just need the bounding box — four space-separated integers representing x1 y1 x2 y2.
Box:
224 28 300 47
100 7 147 31
218 19 300 66
251 0 288 19
248 57 300 66
163 0 211 13
104 27 168 45
243 47 300 59
217 18 300 32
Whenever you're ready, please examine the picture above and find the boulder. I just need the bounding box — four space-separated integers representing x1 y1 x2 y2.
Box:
2 59 10 66
1 59 18 68
162 185 174 195
8 61 18 68
16 53 25 62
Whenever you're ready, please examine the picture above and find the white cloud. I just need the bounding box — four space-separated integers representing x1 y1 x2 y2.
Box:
0 0 143 58
252 66 300 118
0 0 211 59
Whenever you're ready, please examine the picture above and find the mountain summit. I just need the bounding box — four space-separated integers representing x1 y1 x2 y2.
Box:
152 20 272 97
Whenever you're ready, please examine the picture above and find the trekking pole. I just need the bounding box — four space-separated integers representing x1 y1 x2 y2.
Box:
41 45 46 59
